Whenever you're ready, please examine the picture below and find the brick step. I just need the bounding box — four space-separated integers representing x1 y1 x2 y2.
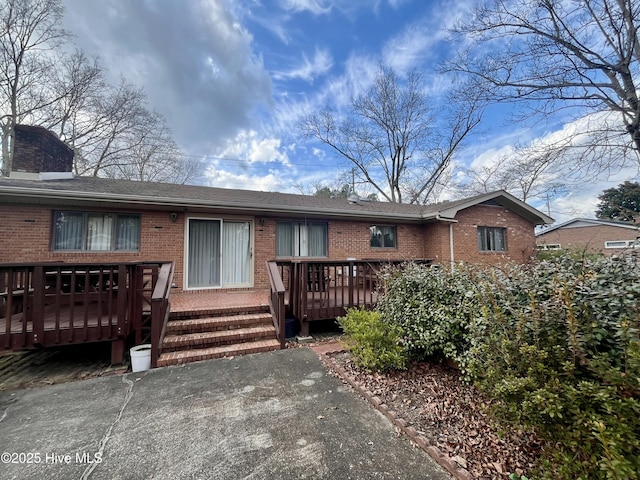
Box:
165 313 273 335
162 325 276 351
169 304 269 320
157 339 281 367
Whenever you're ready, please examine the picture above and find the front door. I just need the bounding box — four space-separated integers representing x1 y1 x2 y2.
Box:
186 219 251 289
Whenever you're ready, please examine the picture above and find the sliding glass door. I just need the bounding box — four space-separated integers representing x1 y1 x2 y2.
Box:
221 221 250 286
187 219 251 289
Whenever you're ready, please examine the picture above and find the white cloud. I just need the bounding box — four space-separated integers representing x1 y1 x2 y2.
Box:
204 165 286 191
280 0 331 15
273 48 333 82
382 24 443 74
217 130 291 166
62 0 273 150
461 111 640 223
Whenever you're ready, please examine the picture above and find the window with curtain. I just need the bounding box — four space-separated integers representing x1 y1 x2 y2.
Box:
52 211 140 251
370 225 397 248
276 221 327 257
477 226 506 252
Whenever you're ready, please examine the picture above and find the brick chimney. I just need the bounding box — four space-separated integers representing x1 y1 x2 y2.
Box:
10 124 74 180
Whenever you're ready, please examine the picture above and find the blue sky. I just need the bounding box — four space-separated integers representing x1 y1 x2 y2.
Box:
60 0 638 222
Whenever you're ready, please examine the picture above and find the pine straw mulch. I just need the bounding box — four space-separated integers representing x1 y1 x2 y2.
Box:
324 350 544 480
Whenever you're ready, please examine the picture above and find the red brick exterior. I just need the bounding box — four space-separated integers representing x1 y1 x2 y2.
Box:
0 203 186 284
537 224 640 256
0 202 538 291
450 205 538 265
13 125 74 173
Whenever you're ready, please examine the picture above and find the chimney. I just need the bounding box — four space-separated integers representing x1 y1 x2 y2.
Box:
10 124 74 180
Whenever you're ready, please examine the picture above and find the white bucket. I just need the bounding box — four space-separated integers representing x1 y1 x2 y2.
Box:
130 344 152 372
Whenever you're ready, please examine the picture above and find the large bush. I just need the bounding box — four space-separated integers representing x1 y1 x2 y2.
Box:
376 262 479 361
368 256 639 479
465 254 640 479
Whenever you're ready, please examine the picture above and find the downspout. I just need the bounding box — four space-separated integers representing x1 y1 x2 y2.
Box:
434 215 457 268
449 223 454 268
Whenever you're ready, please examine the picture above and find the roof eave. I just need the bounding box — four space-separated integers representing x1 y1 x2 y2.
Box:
0 186 426 222
437 190 554 225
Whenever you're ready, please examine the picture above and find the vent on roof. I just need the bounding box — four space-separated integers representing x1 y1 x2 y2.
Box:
348 193 360 204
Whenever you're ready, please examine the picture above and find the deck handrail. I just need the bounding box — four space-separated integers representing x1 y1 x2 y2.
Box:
150 262 175 368
282 258 433 335
266 260 286 348
0 263 135 355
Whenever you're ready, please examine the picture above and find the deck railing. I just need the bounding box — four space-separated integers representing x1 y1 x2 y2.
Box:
150 262 175 368
273 258 432 336
0 262 135 352
266 261 286 348
0 261 175 365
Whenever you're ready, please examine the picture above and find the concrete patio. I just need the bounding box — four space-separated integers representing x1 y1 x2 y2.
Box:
0 348 450 480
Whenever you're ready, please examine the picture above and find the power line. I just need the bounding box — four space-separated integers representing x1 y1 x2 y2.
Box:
177 152 342 169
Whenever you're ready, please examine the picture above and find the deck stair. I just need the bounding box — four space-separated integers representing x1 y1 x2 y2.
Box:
157 304 280 367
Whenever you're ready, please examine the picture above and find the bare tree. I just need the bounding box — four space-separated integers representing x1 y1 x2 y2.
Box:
457 140 571 202
68 79 149 177
299 64 483 204
0 1 198 184
102 114 200 184
44 50 104 143
0 0 70 175
47 65 201 184
449 0 640 166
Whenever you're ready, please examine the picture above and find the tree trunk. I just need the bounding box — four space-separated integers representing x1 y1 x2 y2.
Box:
1 122 14 177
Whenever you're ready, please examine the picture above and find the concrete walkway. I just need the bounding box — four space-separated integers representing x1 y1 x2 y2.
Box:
0 348 450 480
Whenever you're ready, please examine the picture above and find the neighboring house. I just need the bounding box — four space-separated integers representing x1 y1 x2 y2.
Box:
0 125 554 292
536 218 640 255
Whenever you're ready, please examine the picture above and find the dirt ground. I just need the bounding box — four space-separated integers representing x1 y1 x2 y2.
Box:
0 319 344 392
0 343 128 392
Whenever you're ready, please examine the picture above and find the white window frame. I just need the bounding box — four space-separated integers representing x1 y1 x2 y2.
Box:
183 216 254 291
604 240 639 249
275 221 328 258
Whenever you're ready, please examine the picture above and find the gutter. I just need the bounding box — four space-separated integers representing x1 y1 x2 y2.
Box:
0 186 431 222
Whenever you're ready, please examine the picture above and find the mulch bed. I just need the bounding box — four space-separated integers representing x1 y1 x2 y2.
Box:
323 349 544 480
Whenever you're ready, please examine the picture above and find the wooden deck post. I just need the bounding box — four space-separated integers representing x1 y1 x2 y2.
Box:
32 266 45 346
111 338 125 365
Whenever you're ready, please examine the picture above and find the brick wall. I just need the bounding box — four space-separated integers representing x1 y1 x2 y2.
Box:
13 125 74 173
450 205 537 265
1 203 538 291
253 217 428 289
0 204 186 286
537 224 640 255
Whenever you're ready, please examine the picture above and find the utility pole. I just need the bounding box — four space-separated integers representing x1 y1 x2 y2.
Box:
546 194 551 217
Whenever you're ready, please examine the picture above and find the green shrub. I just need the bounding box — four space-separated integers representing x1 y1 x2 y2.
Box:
338 307 408 371
464 254 640 479
376 262 479 361
373 255 640 478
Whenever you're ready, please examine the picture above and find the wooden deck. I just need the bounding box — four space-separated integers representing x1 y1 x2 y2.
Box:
1 262 172 364
5 301 120 335
302 285 378 319
269 259 431 336
1 258 427 368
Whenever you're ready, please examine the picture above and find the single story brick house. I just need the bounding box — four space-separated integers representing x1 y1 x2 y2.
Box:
536 218 640 256
0 126 557 366
0 125 553 293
